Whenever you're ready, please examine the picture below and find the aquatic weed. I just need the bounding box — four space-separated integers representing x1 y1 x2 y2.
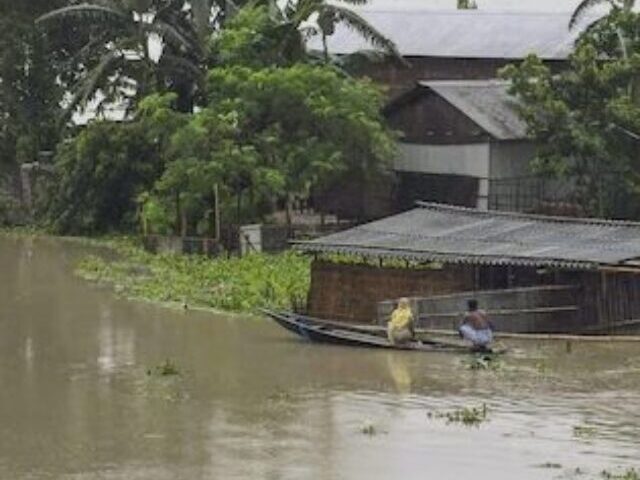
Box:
601 468 639 480
535 462 563 469
147 359 181 377
75 239 311 313
463 354 502 371
429 404 489 427
359 419 379 436
573 425 598 438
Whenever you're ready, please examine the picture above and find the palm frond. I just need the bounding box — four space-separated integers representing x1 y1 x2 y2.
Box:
59 50 125 127
190 0 212 36
36 4 130 26
152 20 202 58
159 53 203 80
323 5 404 62
336 0 368 5
569 0 612 29
291 0 323 24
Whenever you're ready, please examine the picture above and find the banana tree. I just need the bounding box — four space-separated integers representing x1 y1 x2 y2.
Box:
36 0 203 118
262 0 402 64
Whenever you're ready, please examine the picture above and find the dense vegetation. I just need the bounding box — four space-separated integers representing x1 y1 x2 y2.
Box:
1 0 398 233
502 7 640 218
1 1 640 227
76 238 311 312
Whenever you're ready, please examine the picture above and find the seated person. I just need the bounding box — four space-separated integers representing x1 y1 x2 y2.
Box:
387 298 415 345
459 299 494 349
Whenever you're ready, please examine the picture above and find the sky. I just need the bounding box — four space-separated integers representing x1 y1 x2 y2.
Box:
363 0 584 11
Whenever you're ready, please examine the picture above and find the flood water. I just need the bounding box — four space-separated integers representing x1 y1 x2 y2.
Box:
1 235 639 480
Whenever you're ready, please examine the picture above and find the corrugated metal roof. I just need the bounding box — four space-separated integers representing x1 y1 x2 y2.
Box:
310 10 592 60
417 80 528 140
296 203 640 270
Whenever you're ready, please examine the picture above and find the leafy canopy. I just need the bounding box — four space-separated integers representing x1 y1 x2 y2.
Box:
502 9 640 218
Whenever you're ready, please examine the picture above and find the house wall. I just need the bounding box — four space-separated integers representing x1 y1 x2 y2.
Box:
312 169 396 221
377 285 582 333
395 172 479 210
308 260 475 323
354 57 568 98
489 141 537 179
394 143 490 209
571 271 640 333
386 92 488 144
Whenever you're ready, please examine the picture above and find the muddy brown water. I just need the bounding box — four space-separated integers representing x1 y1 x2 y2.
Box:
1 235 639 480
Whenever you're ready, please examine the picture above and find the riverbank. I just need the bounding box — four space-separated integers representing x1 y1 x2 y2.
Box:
1 230 311 313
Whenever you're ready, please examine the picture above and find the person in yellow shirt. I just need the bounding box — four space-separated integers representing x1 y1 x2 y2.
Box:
387 298 415 345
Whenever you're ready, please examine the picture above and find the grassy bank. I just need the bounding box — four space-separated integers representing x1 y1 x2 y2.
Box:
75 238 311 313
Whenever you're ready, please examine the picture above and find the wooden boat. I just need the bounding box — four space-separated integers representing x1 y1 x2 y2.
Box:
262 310 503 354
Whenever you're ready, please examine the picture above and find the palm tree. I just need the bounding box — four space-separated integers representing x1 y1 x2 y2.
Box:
271 0 402 64
36 0 204 117
191 0 241 36
569 0 635 29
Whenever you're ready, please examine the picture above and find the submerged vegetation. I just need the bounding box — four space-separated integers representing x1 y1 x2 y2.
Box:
76 238 311 313
573 424 598 438
601 469 640 480
428 404 489 427
147 359 181 377
463 354 502 371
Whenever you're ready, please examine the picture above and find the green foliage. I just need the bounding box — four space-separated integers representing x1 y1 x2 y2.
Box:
457 0 478 9
35 0 396 235
75 239 311 312
46 94 186 234
601 468 640 480
210 6 291 68
0 190 26 226
0 1 69 167
463 354 502 371
36 0 204 116
280 0 402 62
573 424 598 438
502 10 640 218
141 59 395 231
570 0 636 30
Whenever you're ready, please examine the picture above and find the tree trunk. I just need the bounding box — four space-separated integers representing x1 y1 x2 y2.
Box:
181 208 188 238
285 193 293 235
175 190 181 235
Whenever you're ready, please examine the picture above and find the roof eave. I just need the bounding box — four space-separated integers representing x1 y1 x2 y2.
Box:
293 242 603 272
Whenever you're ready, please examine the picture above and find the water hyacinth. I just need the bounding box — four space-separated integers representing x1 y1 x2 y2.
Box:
76 238 311 313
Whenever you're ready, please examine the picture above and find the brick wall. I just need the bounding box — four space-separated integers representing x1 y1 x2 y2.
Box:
308 260 475 323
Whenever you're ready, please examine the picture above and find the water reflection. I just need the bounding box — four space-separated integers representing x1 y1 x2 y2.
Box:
0 235 639 480
386 353 413 394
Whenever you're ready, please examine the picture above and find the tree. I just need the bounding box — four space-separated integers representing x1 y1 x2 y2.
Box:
36 0 204 116
457 0 478 9
0 0 74 166
570 0 635 29
139 61 396 232
502 10 640 218
45 94 186 234
255 0 402 64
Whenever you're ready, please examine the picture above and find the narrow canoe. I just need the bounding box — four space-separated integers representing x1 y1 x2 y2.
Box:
262 310 502 354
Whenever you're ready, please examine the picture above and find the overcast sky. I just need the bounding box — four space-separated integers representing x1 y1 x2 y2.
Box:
363 0 583 11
